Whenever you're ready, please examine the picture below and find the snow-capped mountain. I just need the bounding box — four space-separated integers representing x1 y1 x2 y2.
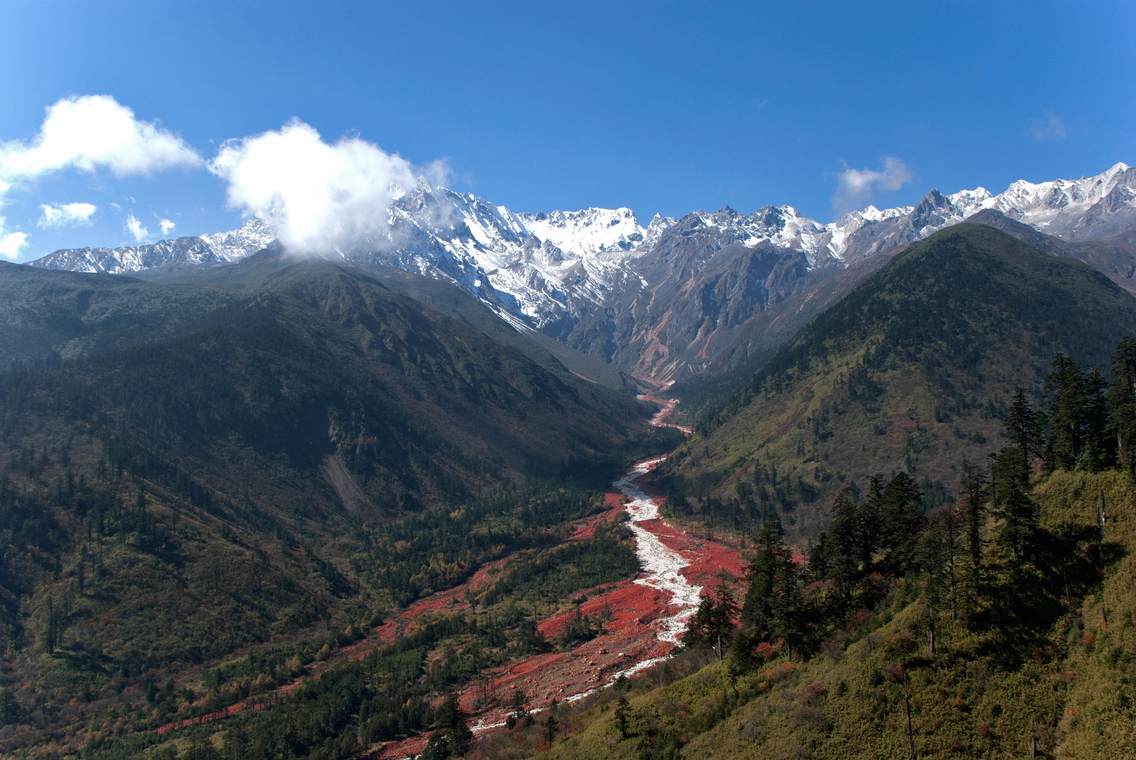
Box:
27 162 1135 380
960 161 1135 240
32 218 275 275
519 207 647 259
376 188 656 329
198 218 276 262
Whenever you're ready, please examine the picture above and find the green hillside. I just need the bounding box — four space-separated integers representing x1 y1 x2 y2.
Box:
0 258 668 756
664 224 1136 537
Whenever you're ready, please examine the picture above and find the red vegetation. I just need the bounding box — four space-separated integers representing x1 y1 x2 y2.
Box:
164 394 748 760
157 700 263 735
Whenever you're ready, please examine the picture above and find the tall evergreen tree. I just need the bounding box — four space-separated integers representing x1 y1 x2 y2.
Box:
741 514 786 637
1004 388 1043 471
684 582 738 660
879 472 924 575
1046 354 1087 470
959 459 987 619
1109 338 1136 477
990 446 1038 570
825 489 862 609
858 476 884 570
1080 369 1113 471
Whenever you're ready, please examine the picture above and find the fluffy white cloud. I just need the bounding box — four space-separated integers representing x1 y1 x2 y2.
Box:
209 119 441 254
38 201 97 228
0 216 28 260
1027 112 1067 142
833 156 912 212
0 95 201 191
159 218 177 235
125 213 149 243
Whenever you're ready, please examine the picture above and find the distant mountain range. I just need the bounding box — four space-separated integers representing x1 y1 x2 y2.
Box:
30 162 1136 382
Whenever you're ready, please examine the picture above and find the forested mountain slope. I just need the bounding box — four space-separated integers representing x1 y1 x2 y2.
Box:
663 225 1136 537
0 256 667 755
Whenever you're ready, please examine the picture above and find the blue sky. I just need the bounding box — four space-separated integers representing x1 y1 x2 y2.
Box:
1 0 1133 261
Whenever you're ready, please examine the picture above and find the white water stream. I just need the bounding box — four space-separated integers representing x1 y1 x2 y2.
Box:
467 451 705 735
614 455 704 646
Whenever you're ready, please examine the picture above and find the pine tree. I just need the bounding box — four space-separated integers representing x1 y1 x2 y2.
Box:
1109 338 1136 477
1081 369 1113 470
920 510 957 653
960 459 987 618
543 699 560 746
826 489 860 608
741 514 786 638
990 447 1038 571
771 554 808 659
879 472 924 575
858 476 884 570
1004 388 1043 471
683 583 738 659
1046 354 1087 470
615 696 631 739
423 694 471 759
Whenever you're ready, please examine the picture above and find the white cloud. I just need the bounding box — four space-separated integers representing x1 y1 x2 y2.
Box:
159 218 177 235
209 119 442 254
833 156 912 212
0 217 28 260
38 201 97 228
1027 112 1067 142
125 213 149 243
0 95 201 193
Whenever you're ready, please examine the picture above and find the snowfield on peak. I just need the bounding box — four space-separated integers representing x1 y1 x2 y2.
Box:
27 162 1135 342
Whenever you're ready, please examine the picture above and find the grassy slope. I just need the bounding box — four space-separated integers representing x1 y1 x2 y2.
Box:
537 470 1136 759
665 225 1136 536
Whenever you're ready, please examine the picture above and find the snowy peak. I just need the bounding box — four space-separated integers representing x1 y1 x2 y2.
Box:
520 207 646 258
642 213 678 249
199 217 276 261
820 161 1136 260
26 161 1135 346
31 217 274 275
971 162 1135 235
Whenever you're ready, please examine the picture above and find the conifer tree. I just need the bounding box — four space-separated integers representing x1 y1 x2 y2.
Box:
990 446 1038 571
1046 354 1087 470
741 514 786 636
959 459 987 616
879 472 924 575
615 696 631 739
1081 369 1113 470
1004 388 1043 471
827 489 860 607
1109 338 1136 476
683 583 738 659
543 699 560 746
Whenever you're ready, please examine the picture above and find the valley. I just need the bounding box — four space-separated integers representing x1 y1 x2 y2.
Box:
136 394 743 759
2 8 1134 758
2 138 1135 760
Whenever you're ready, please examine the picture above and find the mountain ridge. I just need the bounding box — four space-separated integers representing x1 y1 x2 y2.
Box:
28 163 1136 385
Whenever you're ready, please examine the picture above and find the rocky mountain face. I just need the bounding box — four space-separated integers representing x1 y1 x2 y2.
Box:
28 163 1136 383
